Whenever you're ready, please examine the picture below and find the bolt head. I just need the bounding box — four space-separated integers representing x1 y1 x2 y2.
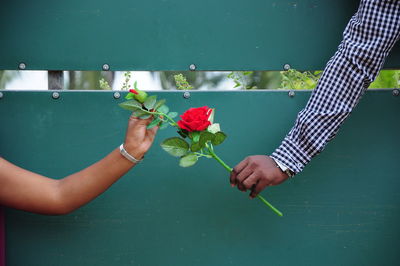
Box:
102 64 110 71
283 64 291 71
18 62 26 70
183 91 191 99
288 91 295 97
393 89 399 96
52 92 60 99
113 92 121 99
189 64 196 71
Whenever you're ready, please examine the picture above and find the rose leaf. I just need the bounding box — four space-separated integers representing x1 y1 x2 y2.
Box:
118 99 142 111
161 137 190 157
157 105 169 114
154 99 166 110
144 95 157 110
179 153 198 167
211 132 227 146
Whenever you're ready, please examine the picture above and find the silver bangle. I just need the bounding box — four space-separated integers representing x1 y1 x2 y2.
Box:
119 144 143 163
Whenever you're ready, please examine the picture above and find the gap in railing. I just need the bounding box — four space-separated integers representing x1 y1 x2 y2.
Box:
0 70 399 91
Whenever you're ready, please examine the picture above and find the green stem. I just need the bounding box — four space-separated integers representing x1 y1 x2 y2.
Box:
206 144 283 217
194 152 212 158
154 111 178 127
140 108 178 127
256 195 283 217
207 146 232 173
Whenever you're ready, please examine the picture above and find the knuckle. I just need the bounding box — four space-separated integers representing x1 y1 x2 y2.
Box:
238 184 246 191
243 180 251 189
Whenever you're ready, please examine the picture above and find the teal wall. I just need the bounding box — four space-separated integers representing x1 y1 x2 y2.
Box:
1 90 399 265
0 0 399 71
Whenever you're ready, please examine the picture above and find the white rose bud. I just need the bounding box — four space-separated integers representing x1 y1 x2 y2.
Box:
207 108 215 124
207 123 221 134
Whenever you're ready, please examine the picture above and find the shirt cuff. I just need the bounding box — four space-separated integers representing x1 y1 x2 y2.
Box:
271 137 312 175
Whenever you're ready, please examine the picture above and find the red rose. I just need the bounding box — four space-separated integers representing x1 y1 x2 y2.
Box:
177 106 212 132
129 89 139 95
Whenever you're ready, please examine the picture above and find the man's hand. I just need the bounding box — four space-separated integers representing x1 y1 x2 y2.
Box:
230 155 290 198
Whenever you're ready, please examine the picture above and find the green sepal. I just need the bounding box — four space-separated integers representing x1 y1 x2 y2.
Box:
191 132 201 143
161 137 189 157
144 95 157 110
179 153 198 167
118 100 142 111
134 90 148 103
190 142 201 152
211 132 227 146
125 93 135 100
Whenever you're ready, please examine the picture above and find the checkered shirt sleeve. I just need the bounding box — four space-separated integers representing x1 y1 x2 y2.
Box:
271 0 400 175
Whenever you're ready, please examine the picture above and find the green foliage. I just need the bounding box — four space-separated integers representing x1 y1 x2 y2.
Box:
147 117 161 129
125 93 135 100
278 69 400 90
116 72 177 130
154 99 166 110
227 71 256 90
143 95 157 110
161 137 190 157
99 78 112 90
190 132 201 143
159 122 169 129
156 71 226 90
132 109 148 117
369 70 400 89
212 132 227 146
118 99 142 111
157 105 169 114
179 153 198 167
159 104 228 168
122 72 132 90
168 112 178 119
133 90 148 103
199 131 215 147
0 70 20 90
279 69 321 90
174 74 194 90
190 142 202 152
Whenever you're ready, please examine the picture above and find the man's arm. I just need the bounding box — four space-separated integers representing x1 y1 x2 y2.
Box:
231 0 400 197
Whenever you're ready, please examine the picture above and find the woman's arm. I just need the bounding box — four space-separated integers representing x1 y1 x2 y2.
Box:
0 116 158 215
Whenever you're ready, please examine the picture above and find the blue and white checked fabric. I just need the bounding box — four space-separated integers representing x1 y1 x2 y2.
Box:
271 0 400 174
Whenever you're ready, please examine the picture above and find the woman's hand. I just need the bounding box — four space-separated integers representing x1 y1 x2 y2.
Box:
123 115 159 160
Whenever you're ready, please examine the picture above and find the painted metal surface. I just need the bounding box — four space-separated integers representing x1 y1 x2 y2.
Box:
0 0 399 71
0 90 399 265
0 208 4 266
